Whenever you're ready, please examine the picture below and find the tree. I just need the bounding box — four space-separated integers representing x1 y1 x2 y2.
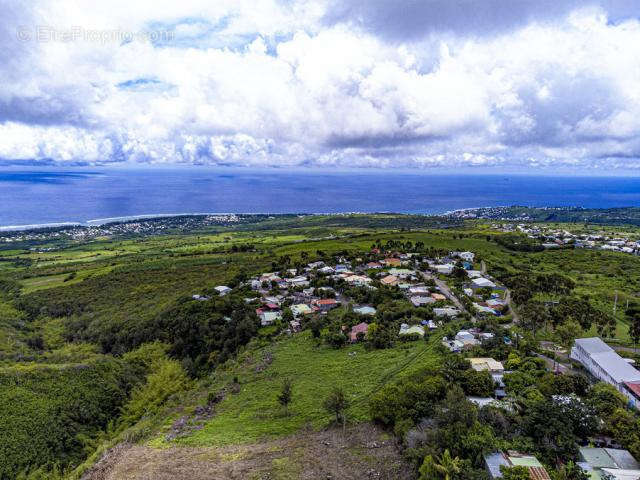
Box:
553 461 589 480
277 378 293 415
499 466 531 480
586 383 627 417
555 320 581 351
419 450 462 480
626 303 640 353
323 387 349 428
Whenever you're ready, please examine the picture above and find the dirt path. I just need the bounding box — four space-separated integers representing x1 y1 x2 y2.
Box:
82 423 413 480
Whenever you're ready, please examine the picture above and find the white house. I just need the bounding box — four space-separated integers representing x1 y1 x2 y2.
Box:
453 251 475 262
471 277 497 290
214 285 232 296
260 311 281 326
570 337 640 408
434 307 460 317
434 264 454 275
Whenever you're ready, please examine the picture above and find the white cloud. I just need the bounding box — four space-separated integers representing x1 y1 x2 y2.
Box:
1 1 640 170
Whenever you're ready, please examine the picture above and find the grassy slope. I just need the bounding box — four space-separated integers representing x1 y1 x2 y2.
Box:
150 331 440 447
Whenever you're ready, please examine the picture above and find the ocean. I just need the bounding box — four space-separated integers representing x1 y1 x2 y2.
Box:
2 168 640 228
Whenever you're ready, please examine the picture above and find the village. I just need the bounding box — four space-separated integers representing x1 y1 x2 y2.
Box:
199 244 640 480
496 223 640 255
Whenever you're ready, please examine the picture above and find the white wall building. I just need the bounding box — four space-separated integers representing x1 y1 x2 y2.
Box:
570 337 640 408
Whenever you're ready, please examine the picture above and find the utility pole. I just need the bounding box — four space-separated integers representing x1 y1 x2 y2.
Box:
613 291 618 318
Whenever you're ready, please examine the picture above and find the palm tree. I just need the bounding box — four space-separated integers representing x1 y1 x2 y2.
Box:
419 450 462 480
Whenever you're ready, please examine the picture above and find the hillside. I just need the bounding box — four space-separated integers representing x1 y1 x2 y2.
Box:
1 215 640 478
81 330 436 479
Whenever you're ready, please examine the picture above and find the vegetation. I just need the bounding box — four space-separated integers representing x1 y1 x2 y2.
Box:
1 214 640 478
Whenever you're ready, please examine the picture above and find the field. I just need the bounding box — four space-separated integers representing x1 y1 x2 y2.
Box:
2 214 640 478
159 331 440 447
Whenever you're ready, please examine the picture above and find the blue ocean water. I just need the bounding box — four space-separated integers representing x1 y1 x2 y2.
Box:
1 168 640 227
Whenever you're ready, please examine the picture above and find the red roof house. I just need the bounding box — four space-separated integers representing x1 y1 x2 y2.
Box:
349 322 369 342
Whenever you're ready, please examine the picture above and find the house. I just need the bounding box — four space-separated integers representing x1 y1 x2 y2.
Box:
382 258 402 267
453 251 475 262
467 270 483 278
366 261 383 269
350 322 369 342
287 276 310 287
291 304 313 317
214 285 232 296
578 447 640 480
471 277 497 290
455 331 480 348
259 310 282 326
354 306 376 316
434 264 454 275
409 285 430 295
474 303 498 315
455 330 475 342
387 268 414 278
484 452 551 479
307 261 325 269
469 357 505 373
380 275 399 286
411 296 435 307
345 274 372 286
192 294 210 301
570 338 640 408
314 298 339 312
431 293 447 301
318 266 335 274
442 339 465 352
399 323 425 336
434 307 460 317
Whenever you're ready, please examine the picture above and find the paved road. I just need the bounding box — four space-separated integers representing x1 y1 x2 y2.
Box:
534 352 570 374
421 271 475 321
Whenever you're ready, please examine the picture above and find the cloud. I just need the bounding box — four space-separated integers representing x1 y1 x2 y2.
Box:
0 0 639 170
323 0 640 40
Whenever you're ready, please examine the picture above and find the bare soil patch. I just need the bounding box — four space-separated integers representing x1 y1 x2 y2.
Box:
82 423 413 480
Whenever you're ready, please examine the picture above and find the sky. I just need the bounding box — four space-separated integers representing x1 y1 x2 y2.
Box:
1 0 640 172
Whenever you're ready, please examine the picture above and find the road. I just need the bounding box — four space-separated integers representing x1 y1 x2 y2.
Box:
420 271 475 321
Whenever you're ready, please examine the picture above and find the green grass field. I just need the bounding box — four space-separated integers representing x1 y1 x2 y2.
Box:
156 332 440 447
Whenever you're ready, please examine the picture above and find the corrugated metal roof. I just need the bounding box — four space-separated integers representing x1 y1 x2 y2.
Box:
591 352 640 383
574 337 614 355
606 448 640 470
528 466 552 480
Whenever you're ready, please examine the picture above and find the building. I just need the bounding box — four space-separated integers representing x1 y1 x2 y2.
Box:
570 338 640 408
314 298 339 312
442 339 465 352
259 311 281 326
469 357 505 373
578 447 640 480
434 264 454 275
291 304 313 317
350 322 369 342
354 305 376 316
380 274 399 286
410 296 435 307
345 274 372 286
453 251 475 262
431 292 447 301
471 277 497 290
382 258 402 267
484 452 551 479
214 285 232 296
434 307 460 317
399 324 425 336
